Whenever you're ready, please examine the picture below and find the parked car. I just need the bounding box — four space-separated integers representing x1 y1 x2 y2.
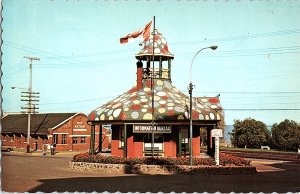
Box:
1 145 14 152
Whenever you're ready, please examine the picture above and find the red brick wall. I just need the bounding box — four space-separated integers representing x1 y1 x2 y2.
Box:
111 126 123 156
14 135 24 148
192 127 201 157
1 134 15 147
1 115 112 153
49 113 93 152
164 140 177 157
127 134 143 158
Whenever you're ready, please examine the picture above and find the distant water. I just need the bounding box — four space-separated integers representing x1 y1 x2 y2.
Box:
224 125 234 143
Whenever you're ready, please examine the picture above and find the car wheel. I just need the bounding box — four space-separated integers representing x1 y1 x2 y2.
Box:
6 148 11 152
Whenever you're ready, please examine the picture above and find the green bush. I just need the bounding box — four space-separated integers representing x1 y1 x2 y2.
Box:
271 119 300 151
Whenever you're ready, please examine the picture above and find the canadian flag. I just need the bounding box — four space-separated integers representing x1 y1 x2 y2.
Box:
120 21 152 44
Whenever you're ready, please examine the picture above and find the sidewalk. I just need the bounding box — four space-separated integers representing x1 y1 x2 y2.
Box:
249 158 286 172
7 150 85 158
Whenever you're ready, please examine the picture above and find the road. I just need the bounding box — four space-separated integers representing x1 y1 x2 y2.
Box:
1 152 300 193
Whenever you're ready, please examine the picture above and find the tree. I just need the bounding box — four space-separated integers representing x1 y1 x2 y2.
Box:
271 119 300 151
230 118 271 148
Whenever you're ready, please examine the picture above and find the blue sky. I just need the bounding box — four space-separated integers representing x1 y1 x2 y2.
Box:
2 0 300 125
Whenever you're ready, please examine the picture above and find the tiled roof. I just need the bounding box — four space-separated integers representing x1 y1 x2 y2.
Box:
88 79 223 122
1 113 78 135
135 30 174 60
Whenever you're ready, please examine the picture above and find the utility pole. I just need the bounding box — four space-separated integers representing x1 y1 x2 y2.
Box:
22 56 40 153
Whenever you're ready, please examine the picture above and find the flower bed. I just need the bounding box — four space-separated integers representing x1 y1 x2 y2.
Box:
72 153 251 166
69 162 256 175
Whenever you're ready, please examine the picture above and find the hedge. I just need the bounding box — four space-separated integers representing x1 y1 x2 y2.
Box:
72 153 251 166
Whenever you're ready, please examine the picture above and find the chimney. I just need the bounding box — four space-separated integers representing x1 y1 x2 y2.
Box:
136 61 143 90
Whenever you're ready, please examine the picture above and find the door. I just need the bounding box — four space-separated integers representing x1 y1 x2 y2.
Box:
180 128 189 156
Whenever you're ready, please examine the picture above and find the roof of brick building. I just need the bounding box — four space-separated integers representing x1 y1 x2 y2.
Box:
1 113 79 135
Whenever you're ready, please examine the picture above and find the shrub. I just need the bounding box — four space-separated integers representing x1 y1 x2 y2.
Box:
72 153 250 166
219 153 250 166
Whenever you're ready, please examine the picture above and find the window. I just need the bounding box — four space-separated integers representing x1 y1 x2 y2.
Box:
80 137 86 143
61 134 67 144
144 133 163 152
72 137 78 144
53 134 58 144
119 127 124 148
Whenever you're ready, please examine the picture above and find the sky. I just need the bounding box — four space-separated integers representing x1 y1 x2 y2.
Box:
1 0 300 125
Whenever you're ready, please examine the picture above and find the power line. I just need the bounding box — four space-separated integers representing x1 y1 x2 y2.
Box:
176 50 300 58
224 109 300 111
39 95 118 105
193 91 300 94
3 41 108 69
172 28 300 46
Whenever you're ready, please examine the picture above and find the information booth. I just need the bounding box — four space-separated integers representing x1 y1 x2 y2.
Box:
88 30 223 157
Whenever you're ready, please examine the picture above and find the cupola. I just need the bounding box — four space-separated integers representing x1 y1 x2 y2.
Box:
135 30 174 84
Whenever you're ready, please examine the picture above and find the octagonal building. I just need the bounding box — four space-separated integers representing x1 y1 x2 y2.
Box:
88 30 223 157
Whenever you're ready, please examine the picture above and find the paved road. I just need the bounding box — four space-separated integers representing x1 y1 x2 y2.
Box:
1 152 300 193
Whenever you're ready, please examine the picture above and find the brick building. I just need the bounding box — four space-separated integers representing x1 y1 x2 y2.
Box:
1 113 111 152
87 30 224 157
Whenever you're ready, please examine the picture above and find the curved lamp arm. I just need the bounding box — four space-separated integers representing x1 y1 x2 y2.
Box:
190 45 218 83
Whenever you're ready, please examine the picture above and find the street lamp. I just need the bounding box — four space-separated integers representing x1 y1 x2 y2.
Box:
11 86 32 153
11 86 28 90
189 45 218 166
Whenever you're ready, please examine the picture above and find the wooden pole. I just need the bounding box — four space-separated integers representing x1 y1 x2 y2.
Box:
124 124 127 157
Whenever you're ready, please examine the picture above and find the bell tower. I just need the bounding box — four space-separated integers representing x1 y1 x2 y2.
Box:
135 30 174 90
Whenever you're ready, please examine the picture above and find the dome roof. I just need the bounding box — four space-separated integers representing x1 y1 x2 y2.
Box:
135 30 174 61
88 79 223 122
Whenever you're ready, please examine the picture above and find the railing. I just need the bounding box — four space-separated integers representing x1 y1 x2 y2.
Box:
143 68 169 79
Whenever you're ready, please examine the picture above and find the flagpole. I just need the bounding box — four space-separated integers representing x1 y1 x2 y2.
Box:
151 16 155 157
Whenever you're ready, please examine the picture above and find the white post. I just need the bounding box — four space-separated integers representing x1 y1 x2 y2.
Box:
215 137 220 166
212 128 223 166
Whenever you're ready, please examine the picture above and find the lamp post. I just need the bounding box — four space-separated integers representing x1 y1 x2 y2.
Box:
189 45 218 166
11 86 31 153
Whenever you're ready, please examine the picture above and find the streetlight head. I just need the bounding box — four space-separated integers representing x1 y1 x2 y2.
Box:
210 46 218 50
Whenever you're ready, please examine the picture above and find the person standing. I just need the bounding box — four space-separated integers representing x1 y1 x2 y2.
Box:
42 143 45 155
47 143 51 155
50 144 54 155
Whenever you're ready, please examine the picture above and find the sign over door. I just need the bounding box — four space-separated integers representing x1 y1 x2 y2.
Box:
133 125 171 133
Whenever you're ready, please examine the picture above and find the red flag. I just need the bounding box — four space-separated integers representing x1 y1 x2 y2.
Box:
120 21 152 44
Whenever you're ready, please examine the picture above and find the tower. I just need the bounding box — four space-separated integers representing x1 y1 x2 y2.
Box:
135 30 174 90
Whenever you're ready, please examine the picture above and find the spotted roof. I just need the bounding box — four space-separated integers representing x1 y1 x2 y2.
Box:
88 79 223 122
135 30 174 60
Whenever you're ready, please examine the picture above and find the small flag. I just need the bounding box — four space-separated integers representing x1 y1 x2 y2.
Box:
120 21 152 44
